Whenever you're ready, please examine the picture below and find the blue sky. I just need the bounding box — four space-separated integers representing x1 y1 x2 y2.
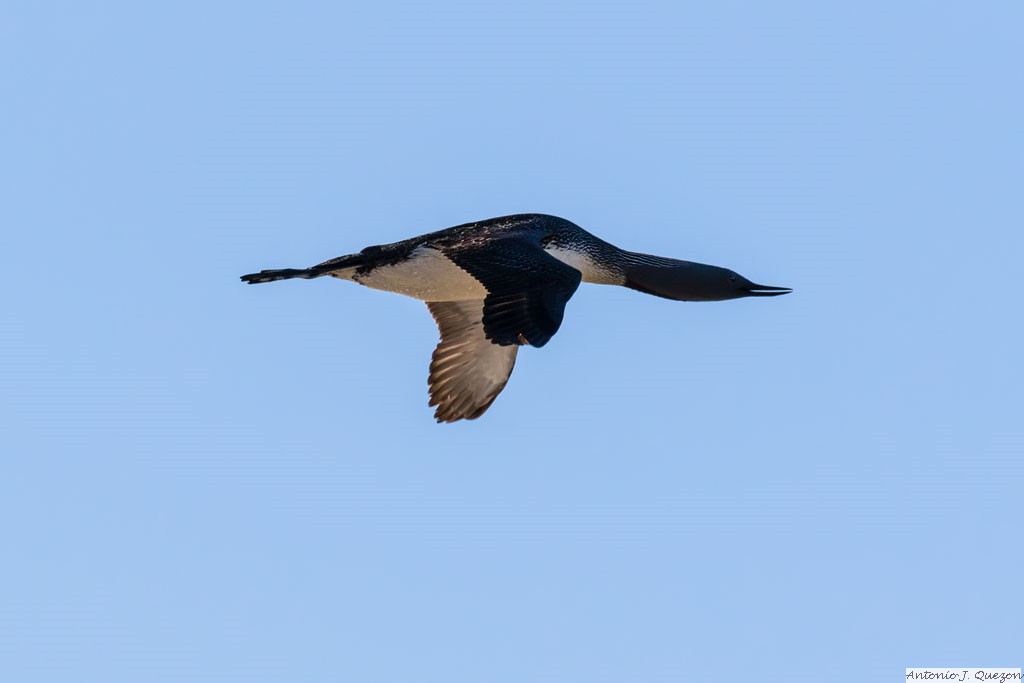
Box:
2 1 1022 680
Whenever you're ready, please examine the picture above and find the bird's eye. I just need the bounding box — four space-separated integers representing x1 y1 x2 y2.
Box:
729 275 737 283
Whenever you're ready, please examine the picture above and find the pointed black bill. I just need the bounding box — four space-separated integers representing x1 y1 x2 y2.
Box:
745 284 792 297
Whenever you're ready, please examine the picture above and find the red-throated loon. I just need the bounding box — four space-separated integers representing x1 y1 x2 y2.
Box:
241 213 791 423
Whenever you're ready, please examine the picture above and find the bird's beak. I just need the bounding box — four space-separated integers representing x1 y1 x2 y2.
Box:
745 284 792 297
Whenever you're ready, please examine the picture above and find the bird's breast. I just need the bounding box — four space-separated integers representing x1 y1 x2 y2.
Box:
544 245 622 284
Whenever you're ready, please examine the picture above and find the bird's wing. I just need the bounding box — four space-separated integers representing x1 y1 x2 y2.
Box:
443 238 583 347
426 300 519 423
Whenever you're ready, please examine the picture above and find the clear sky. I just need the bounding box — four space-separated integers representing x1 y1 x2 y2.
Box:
2 1 1022 680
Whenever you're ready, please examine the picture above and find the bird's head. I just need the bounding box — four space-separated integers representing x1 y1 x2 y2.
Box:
624 258 792 302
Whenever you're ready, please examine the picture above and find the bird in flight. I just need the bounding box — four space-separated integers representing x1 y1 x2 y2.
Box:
241 213 790 422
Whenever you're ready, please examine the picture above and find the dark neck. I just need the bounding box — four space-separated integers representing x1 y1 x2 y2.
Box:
619 253 717 301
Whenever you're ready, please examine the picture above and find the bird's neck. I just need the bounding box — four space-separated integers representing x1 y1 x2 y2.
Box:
618 252 709 300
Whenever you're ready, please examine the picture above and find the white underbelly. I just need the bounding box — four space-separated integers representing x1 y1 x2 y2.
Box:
353 247 487 301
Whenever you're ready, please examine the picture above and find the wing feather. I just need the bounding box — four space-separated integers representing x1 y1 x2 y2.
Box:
426 301 519 423
443 238 582 347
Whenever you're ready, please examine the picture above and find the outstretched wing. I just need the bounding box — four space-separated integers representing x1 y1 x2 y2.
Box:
443 238 583 347
426 301 519 423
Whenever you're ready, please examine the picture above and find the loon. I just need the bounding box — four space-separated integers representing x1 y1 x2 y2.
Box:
241 213 790 423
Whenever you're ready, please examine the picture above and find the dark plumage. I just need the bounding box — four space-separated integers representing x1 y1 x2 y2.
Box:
241 213 790 422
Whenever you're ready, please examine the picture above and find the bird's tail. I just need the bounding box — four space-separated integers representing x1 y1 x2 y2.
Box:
240 253 365 285
240 268 320 284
